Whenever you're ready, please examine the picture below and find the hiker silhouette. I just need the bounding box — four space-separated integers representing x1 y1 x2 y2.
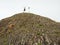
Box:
24 7 26 11
23 7 30 12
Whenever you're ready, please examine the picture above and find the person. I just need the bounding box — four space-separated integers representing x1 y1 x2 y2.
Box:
24 7 26 12
28 7 30 12
23 7 30 12
28 7 30 10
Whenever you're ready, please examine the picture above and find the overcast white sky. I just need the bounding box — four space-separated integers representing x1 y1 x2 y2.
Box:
0 0 60 22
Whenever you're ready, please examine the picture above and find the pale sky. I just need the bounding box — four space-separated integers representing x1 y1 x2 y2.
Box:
0 0 60 22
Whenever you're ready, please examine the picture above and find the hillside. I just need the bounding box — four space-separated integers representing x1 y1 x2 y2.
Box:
0 13 60 45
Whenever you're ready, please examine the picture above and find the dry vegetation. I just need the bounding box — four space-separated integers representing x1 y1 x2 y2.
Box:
0 13 60 45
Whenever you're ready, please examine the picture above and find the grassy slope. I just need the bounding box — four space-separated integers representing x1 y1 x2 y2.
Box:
0 13 60 45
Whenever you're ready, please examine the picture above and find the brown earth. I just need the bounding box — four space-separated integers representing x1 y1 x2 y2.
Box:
0 13 60 45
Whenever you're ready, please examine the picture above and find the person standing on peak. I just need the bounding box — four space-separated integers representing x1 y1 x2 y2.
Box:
24 7 26 12
23 7 30 12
